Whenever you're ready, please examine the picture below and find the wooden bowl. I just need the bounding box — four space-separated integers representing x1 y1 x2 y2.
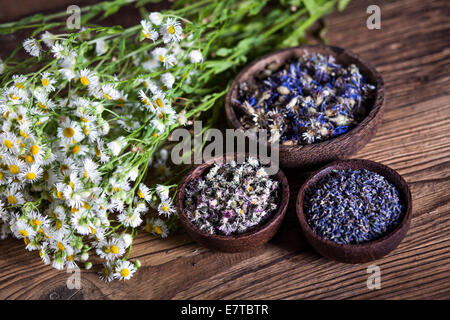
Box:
225 44 385 168
296 159 412 263
177 154 289 253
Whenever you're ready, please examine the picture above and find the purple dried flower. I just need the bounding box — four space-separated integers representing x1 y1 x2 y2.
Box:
184 158 280 236
304 169 404 245
237 52 375 145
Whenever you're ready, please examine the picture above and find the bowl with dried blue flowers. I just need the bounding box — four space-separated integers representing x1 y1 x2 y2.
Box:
296 159 412 263
177 154 289 252
225 45 384 168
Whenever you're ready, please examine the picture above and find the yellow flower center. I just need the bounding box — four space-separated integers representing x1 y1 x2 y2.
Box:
55 220 62 230
10 165 19 174
137 190 144 199
161 205 169 212
57 242 65 251
69 181 75 189
154 226 163 235
71 145 81 154
0 172 3 180
30 219 42 226
104 93 112 100
25 172 36 180
38 102 47 110
24 237 30 245
168 25 176 34
25 155 35 164
15 82 24 89
80 76 90 86
20 130 28 138
110 245 119 254
83 126 89 135
67 255 74 261
30 145 39 155
158 55 165 62
19 229 28 237
143 31 150 39
57 191 64 199
4 140 13 149
9 93 19 100
63 127 75 138
42 78 49 87
120 268 130 277
155 98 163 108
145 223 152 233
103 268 110 277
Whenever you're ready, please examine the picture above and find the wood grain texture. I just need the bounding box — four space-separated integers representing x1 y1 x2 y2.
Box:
0 0 449 300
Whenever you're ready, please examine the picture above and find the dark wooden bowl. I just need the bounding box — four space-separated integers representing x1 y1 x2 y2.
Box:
177 154 290 253
225 44 385 168
296 159 412 263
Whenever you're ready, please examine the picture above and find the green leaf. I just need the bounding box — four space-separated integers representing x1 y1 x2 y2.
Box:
338 0 351 11
216 48 234 57
302 0 320 15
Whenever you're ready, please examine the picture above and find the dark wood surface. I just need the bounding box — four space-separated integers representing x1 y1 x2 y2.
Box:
0 0 449 299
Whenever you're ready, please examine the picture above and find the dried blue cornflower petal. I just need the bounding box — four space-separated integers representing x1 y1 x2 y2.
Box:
183 158 280 236
304 169 404 245
237 52 375 145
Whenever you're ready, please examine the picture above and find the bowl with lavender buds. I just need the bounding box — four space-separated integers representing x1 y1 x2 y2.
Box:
296 159 412 263
225 45 384 168
177 154 289 252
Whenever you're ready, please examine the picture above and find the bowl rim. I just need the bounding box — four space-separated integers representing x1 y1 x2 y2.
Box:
296 158 413 249
176 153 290 241
225 44 385 151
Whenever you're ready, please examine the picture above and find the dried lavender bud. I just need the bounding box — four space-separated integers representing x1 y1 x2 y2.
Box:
183 158 280 236
304 169 404 245
236 52 376 145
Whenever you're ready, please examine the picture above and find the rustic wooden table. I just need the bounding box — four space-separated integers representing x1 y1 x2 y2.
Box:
0 0 449 300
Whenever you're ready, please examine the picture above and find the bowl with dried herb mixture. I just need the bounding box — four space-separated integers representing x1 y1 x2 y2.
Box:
225 45 384 168
177 154 289 252
296 159 412 263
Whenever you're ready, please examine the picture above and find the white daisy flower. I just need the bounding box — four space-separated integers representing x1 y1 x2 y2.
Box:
78 68 98 88
140 20 158 41
117 210 143 228
149 12 163 25
136 183 152 202
99 262 115 282
71 209 92 235
107 137 126 156
12 219 36 239
40 31 55 48
156 184 170 200
153 218 169 238
114 260 135 280
83 158 100 183
23 37 41 57
96 238 125 261
95 38 108 56
40 71 56 92
20 164 43 183
102 84 121 100
158 198 176 217
189 49 203 63
161 18 183 43
138 90 155 112
152 47 177 68
161 72 175 89
57 119 84 145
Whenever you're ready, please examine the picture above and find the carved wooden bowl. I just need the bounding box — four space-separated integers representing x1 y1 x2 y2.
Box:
296 159 412 263
177 153 290 253
225 44 385 168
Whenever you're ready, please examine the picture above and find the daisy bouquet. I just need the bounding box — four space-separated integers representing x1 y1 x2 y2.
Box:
0 0 346 282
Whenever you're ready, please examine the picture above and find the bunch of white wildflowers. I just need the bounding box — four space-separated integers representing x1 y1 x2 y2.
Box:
0 11 197 282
